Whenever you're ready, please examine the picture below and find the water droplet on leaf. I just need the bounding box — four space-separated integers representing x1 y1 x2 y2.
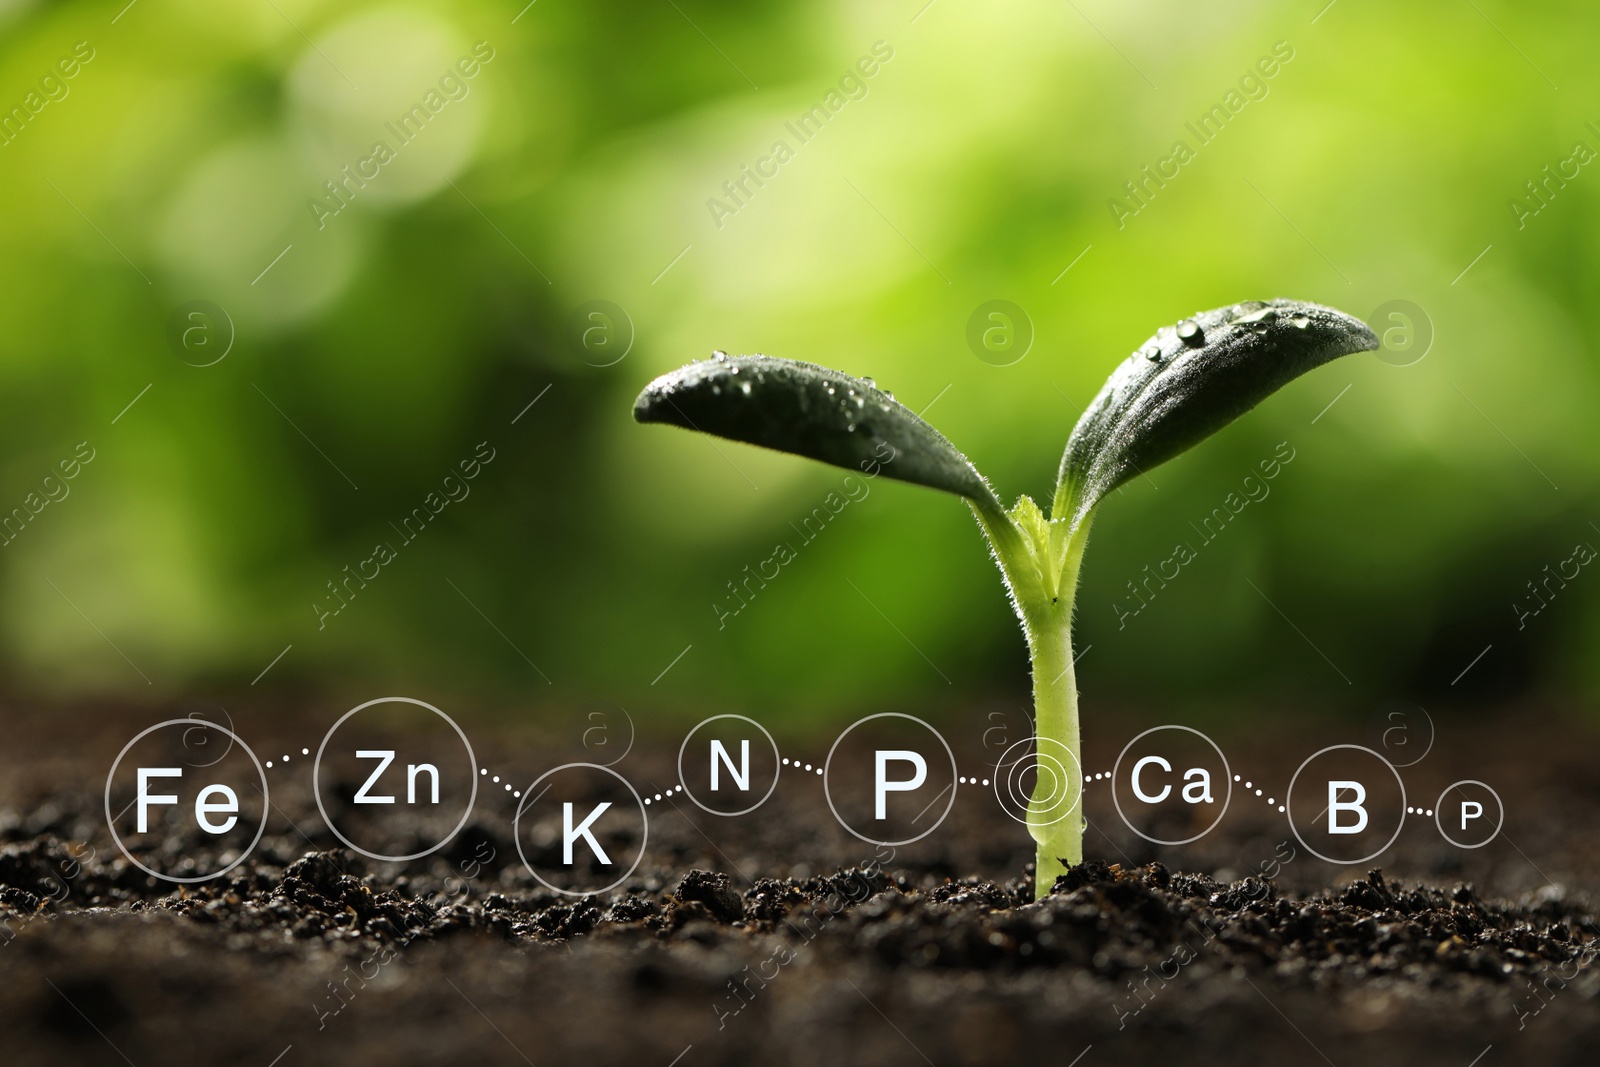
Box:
1233 306 1279 328
1177 319 1204 346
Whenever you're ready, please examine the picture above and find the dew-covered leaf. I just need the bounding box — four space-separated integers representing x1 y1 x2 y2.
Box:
1057 299 1378 528
634 354 999 509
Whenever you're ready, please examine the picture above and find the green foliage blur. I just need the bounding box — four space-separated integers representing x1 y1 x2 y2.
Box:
0 0 1594 726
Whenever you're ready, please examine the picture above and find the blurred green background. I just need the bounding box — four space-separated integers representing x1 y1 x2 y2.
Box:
0 0 1594 727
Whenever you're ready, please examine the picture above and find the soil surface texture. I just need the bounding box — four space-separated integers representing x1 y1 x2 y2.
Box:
0 702 1595 1067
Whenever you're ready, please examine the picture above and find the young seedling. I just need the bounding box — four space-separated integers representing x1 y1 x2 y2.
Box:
634 299 1378 898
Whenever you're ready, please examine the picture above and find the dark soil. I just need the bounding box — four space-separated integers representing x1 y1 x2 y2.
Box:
2 702 1597 1066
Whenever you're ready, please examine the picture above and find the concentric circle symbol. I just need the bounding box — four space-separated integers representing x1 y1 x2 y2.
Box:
991 735 1081 827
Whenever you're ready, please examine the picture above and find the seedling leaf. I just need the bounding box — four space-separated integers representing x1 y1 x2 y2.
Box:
634 355 1001 510
1056 299 1379 529
633 299 1379 900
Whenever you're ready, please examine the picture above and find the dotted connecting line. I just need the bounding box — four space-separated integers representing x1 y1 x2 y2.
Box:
479 767 522 800
1080 769 1283 815
1233 773 1285 814
1083 768 1418 821
643 786 683 807
258 740 533 804
259 745 1422 826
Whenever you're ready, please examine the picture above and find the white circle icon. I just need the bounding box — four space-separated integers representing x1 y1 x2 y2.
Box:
1111 725 1232 846
313 697 478 863
1286 744 1406 865
1434 780 1503 849
823 713 957 847
514 763 648 896
678 714 781 816
105 718 269 884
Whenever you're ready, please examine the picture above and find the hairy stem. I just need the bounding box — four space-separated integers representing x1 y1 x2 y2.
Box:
972 498 1091 900
1022 599 1080 897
